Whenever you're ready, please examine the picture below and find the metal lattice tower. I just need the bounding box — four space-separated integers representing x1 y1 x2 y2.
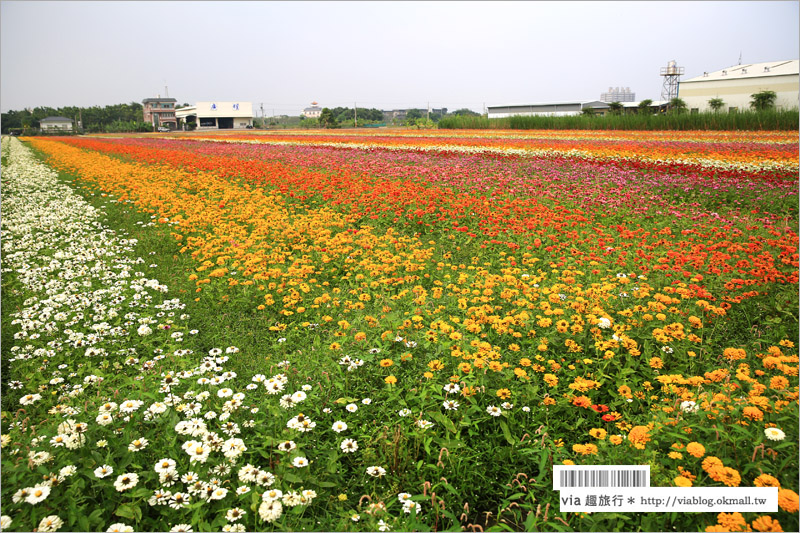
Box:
660 60 684 102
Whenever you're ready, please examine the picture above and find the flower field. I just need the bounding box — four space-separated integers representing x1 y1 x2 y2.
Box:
1 129 798 532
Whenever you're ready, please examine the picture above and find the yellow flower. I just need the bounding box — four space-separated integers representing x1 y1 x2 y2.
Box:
379 359 394 368
674 476 692 487
384 375 397 385
496 388 511 400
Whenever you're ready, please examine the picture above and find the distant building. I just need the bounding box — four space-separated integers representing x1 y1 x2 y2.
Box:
175 102 253 130
302 102 322 118
679 59 799 113
383 108 447 121
39 116 73 131
142 97 178 130
487 101 610 118
600 87 635 102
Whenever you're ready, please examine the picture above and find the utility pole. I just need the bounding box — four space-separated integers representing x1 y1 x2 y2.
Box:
427 101 430 121
354 102 357 128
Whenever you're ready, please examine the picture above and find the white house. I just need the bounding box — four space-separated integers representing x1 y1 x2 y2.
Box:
679 59 799 112
39 116 74 131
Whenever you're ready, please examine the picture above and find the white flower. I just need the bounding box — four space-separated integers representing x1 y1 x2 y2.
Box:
155 458 177 474
137 324 153 336
346 403 358 413
218 388 233 398
292 456 309 468
362 398 372 405
340 438 358 453
226 508 246 522
764 427 785 441
366 466 386 477
680 401 699 413
113 473 139 492
277 440 297 452
443 383 460 393
37 515 64 533
128 438 148 452
522 406 531 412
378 519 391 531
443 400 459 410
301 384 313 391
1 515 12 530
487 405 502 417
25 485 51 504
94 465 114 478
106 523 135 532
291 390 307 403
258 499 283 523
597 317 611 329
403 500 421 514
398 408 412 417
262 489 283 502
332 421 348 433
351 514 360 522
169 524 193 532
398 492 412 502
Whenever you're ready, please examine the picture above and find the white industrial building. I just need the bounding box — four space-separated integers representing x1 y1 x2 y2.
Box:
679 59 799 113
176 102 253 130
487 101 611 118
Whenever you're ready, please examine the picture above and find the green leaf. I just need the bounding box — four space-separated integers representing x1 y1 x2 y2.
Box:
499 420 515 444
114 504 135 520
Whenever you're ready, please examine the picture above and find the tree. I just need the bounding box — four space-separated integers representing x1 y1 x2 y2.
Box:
319 108 339 128
580 107 595 117
452 108 480 117
607 101 624 115
750 90 777 111
668 97 687 114
637 99 653 114
405 109 423 121
708 98 725 112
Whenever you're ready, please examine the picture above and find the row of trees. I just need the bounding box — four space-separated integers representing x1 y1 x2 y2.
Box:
305 107 482 129
595 90 779 116
1 102 191 134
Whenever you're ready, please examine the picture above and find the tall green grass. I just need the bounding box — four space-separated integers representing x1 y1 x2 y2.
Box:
438 109 799 130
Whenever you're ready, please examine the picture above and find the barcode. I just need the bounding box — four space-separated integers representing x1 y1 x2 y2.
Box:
559 469 648 488
553 466 650 490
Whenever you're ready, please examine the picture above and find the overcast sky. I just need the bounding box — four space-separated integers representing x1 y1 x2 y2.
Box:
1 1 798 114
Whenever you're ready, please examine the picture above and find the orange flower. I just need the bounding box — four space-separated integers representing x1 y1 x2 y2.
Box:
753 474 780 488
384 375 397 385
379 359 394 368
778 489 798 513
496 388 511 400
751 515 783 532
674 476 692 487
716 512 747 532
743 406 764 421
717 467 741 487
702 456 724 474
686 442 706 458
572 396 592 408
628 426 651 449
609 435 623 445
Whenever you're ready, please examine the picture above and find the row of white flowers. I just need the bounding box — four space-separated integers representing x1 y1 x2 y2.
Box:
0 137 408 532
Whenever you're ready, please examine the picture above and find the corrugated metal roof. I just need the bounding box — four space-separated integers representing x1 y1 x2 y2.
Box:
40 116 74 122
488 100 609 109
682 59 799 83
142 98 178 103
